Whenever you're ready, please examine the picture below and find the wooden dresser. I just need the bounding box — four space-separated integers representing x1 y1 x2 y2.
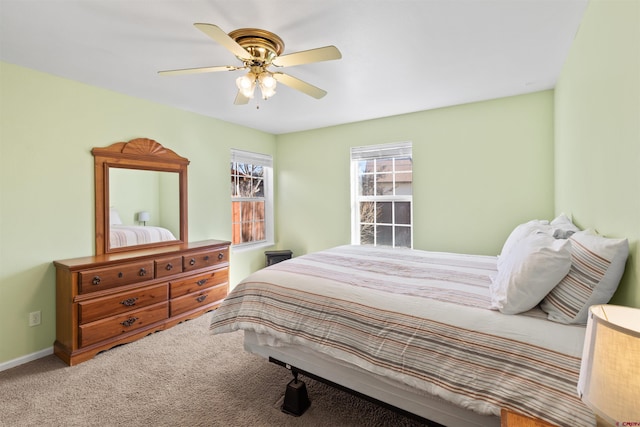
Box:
54 239 230 365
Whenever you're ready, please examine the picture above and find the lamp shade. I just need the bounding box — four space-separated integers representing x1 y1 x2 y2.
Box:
138 211 150 222
578 304 640 425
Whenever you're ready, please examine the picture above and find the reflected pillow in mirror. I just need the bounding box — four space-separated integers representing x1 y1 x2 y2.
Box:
110 207 123 225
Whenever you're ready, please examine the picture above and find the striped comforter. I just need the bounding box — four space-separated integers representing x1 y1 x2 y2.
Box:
210 245 593 427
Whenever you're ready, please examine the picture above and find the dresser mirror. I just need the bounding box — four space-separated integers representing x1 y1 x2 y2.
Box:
93 138 189 255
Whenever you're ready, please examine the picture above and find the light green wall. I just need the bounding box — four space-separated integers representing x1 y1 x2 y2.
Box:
275 91 555 257
554 0 640 308
0 62 276 364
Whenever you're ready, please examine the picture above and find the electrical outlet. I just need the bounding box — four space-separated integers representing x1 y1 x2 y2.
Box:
29 311 41 327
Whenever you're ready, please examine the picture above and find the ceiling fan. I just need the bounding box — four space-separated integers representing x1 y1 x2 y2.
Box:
158 23 342 105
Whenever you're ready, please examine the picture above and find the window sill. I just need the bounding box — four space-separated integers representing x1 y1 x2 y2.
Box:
231 241 275 253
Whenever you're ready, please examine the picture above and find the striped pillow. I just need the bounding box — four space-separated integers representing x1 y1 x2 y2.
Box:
540 230 628 324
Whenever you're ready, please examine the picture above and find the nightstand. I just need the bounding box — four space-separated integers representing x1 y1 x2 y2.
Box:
501 409 557 427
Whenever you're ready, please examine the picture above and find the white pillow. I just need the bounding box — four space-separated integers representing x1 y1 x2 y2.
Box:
110 207 123 225
541 230 628 324
491 232 572 315
498 220 551 269
550 213 580 239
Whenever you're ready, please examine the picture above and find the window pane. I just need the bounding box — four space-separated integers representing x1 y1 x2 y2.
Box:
241 215 254 242
241 201 253 223
360 201 375 224
252 165 263 177
232 201 240 221
255 201 265 219
376 173 393 195
254 177 264 197
376 225 393 246
395 226 412 248
255 201 265 240
395 201 411 224
395 180 412 196
376 158 393 173
396 172 412 182
359 159 375 173
395 157 412 171
378 202 392 224
254 219 265 241
230 174 237 197
238 176 253 197
360 224 374 245
359 174 374 196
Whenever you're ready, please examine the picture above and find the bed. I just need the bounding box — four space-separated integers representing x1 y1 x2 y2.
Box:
108 208 177 248
210 218 628 427
109 224 177 248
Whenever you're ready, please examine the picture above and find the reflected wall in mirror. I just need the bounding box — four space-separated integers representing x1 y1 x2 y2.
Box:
93 138 189 255
109 168 180 248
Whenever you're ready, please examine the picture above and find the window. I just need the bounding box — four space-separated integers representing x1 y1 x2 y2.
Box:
351 142 413 248
230 149 273 247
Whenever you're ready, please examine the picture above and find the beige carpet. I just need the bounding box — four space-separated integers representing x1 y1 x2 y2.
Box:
0 313 430 426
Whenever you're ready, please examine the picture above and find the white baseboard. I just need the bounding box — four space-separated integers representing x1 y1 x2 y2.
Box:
0 347 53 372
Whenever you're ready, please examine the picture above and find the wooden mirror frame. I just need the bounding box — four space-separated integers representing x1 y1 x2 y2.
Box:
93 138 189 255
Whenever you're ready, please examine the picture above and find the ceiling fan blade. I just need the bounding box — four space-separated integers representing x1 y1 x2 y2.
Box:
193 23 253 61
273 73 327 99
234 91 250 105
272 45 341 68
158 65 240 76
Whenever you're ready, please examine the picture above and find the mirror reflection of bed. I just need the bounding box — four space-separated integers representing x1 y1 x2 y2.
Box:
108 168 180 249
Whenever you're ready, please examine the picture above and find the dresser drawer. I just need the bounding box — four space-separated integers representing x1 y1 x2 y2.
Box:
183 247 229 272
155 255 183 278
169 268 228 298
79 302 168 347
78 260 155 294
170 283 228 317
78 283 168 324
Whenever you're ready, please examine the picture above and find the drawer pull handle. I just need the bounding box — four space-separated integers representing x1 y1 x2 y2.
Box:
92 276 101 285
189 258 196 266
218 253 224 260
120 317 138 327
120 297 138 307
204 255 210 261
118 272 123 278
165 263 173 271
139 268 147 276
197 279 208 286
196 295 207 303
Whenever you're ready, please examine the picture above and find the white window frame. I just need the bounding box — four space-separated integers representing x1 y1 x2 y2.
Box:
230 149 274 250
350 141 413 248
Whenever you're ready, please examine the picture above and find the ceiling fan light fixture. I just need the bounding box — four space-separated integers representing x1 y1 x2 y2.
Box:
258 72 277 99
236 73 256 98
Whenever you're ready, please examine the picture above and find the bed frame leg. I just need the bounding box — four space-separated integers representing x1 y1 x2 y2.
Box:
280 368 311 416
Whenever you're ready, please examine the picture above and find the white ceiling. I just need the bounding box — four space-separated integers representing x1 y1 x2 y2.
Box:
0 0 588 135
